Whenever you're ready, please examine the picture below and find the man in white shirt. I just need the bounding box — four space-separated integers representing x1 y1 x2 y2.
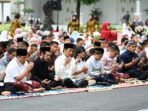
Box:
55 43 76 88
55 43 88 88
1 49 44 96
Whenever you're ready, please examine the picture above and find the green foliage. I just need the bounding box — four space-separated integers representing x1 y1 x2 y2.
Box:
90 7 102 22
80 0 99 5
0 24 11 32
14 0 24 5
109 25 116 30
23 8 34 13
11 12 18 15
79 24 87 32
108 24 122 32
0 24 28 33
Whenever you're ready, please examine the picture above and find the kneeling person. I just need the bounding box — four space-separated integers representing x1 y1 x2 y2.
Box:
55 43 88 88
2 49 44 96
31 47 62 90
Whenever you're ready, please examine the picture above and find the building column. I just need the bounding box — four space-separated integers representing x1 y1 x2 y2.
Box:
1 2 3 22
135 0 141 16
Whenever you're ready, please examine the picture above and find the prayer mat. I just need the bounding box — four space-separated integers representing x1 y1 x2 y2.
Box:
0 81 148 100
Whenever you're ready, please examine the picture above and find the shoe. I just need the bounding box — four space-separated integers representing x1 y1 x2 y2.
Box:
106 79 118 84
96 82 111 86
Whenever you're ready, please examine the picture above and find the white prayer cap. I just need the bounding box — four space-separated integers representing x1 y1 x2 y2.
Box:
43 30 51 36
14 34 22 39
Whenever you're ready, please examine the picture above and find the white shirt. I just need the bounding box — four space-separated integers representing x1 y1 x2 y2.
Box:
55 54 76 79
4 57 28 83
72 60 87 80
86 56 103 76
145 47 148 59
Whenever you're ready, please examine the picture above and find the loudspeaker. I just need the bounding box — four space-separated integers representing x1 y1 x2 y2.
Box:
51 0 62 10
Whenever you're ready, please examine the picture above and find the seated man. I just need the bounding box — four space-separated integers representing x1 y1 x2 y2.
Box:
55 43 88 88
72 46 88 87
0 48 16 81
86 48 109 85
1 48 44 96
118 40 141 78
31 47 62 90
86 48 104 76
48 41 60 72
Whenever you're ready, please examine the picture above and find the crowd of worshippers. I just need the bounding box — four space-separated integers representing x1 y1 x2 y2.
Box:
0 13 148 96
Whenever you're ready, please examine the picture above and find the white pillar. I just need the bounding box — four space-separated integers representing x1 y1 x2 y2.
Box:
135 0 141 16
1 3 3 22
80 12 83 25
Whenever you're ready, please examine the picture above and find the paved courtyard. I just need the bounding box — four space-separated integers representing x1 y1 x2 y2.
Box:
0 86 148 111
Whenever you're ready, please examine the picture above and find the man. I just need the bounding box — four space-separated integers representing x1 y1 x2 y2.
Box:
64 36 71 43
86 48 104 76
0 41 7 59
58 35 64 45
131 34 141 43
1 48 43 96
42 34 54 43
31 47 62 90
55 43 88 88
28 44 38 57
93 41 101 48
48 41 59 71
122 11 130 23
29 41 50 62
17 41 29 50
118 40 141 78
0 48 16 81
60 36 71 53
119 37 128 54
76 38 84 47
86 48 112 85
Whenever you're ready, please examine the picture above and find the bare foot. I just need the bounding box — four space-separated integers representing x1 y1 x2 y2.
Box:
88 80 96 86
51 86 63 90
33 88 45 92
1 91 11 96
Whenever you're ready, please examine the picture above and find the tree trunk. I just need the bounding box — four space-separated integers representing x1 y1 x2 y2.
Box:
76 0 81 22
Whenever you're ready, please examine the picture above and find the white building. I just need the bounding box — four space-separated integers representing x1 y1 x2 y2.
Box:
0 0 148 24
0 0 10 22
22 0 148 24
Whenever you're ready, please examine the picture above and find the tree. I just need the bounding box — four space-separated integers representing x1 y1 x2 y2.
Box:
76 0 99 21
23 8 34 20
41 0 53 31
90 7 102 22
14 0 24 13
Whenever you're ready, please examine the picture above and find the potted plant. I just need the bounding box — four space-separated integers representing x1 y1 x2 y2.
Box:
90 7 102 22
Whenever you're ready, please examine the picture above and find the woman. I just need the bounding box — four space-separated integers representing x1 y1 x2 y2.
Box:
86 14 98 36
100 22 117 42
8 13 21 38
67 14 80 34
